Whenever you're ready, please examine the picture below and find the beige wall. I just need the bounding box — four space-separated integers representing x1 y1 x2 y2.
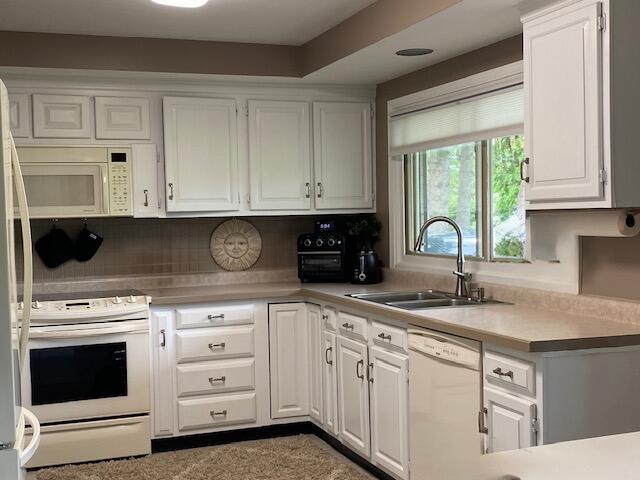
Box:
374 35 524 265
17 217 313 285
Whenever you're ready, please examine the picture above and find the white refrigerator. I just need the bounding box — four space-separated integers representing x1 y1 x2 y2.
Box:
0 80 40 479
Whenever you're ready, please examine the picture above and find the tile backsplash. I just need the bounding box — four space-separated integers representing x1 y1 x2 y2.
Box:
17 216 314 285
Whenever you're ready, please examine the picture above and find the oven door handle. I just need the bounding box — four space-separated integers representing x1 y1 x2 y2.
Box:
29 321 148 339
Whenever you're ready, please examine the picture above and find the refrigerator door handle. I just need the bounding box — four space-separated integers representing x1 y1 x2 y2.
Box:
10 134 33 369
20 408 40 467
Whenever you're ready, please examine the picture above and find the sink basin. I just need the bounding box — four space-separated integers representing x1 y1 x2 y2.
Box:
347 290 499 310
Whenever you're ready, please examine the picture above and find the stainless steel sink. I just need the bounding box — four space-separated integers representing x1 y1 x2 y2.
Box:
347 290 498 310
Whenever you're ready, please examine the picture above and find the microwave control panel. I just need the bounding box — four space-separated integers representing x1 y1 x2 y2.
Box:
108 148 133 216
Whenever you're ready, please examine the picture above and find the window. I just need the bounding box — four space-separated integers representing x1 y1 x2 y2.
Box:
404 133 525 261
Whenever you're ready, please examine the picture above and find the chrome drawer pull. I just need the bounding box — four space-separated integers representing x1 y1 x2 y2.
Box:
143 189 149 207
208 314 225 320
325 346 333 365
492 367 514 379
342 322 354 330
168 182 174 200
377 333 392 341
210 410 228 417
208 342 226 349
209 376 227 384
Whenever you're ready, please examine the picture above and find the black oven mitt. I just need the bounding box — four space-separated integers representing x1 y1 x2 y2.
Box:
74 226 104 262
34 226 74 269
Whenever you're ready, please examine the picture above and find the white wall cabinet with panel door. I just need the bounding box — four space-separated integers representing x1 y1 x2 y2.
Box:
9 93 30 138
522 0 640 209
337 334 370 458
307 303 324 424
163 96 239 212
95 96 151 140
248 100 312 210
131 144 159 218
268 303 310 419
313 102 373 210
150 310 174 438
33 94 92 138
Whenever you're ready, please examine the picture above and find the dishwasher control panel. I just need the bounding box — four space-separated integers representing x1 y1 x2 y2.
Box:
409 333 480 370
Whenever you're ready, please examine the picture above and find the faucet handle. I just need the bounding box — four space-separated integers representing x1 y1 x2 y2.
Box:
469 287 485 303
453 271 472 281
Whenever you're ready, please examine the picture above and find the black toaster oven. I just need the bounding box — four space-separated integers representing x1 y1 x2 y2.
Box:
297 232 348 283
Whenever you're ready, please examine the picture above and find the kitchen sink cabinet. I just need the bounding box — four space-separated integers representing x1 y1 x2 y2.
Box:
484 386 537 453
523 0 640 209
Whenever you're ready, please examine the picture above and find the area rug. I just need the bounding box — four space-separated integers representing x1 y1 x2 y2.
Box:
32 434 373 480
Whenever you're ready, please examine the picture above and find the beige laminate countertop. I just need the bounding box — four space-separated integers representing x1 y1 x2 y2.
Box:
145 281 640 353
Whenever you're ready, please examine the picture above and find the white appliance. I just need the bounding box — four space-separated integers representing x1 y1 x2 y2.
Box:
0 80 40 480
15 146 133 218
18 292 152 468
409 327 484 480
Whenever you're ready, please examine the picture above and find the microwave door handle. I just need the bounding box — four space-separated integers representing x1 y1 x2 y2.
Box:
11 134 33 369
101 165 110 215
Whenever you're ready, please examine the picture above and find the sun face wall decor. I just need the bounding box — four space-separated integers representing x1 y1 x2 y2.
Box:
210 219 262 271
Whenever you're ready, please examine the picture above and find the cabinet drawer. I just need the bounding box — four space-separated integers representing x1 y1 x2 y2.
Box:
176 326 254 363
322 307 337 331
178 392 256 431
176 305 254 329
485 350 535 396
338 311 368 340
176 359 255 397
370 320 407 353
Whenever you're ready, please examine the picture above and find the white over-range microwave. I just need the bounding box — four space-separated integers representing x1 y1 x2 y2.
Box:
16 146 133 218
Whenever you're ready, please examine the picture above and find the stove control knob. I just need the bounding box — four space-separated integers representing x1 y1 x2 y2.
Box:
127 295 137 304
303 238 312 248
327 237 336 247
32 301 42 310
113 296 123 305
316 238 324 247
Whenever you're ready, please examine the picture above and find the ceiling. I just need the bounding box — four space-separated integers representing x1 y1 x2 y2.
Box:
0 0 376 45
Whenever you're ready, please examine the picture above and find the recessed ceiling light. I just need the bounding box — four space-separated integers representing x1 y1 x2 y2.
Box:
396 48 434 57
151 0 209 7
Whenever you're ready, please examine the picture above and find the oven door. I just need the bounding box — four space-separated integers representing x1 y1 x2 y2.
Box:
22 320 150 424
18 163 109 218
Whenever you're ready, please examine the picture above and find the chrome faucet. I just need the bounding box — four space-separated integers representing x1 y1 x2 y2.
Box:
414 216 471 297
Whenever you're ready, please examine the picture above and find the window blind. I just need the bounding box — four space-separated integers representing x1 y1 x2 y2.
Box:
389 85 524 156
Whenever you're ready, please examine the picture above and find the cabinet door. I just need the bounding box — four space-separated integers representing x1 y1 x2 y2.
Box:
313 102 373 210
322 331 339 436
307 303 324 424
484 387 537 453
337 335 370 457
9 94 31 138
524 2 603 203
132 143 159 218
268 303 309 418
248 100 311 210
151 310 174 438
95 96 151 139
369 346 409 479
33 94 92 138
163 96 239 212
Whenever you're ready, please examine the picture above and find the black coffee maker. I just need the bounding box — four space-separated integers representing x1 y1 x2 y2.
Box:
348 215 382 284
351 248 381 284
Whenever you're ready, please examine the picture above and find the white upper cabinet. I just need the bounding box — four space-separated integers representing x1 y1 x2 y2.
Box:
248 100 311 210
9 94 30 138
163 96 239 212
131 143 159 218
524 1 603 203
95 97 151 140
33 94 91 138
313 102 373 210
523 0 640 209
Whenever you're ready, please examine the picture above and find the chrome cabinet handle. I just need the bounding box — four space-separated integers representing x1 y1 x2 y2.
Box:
322 314 329 320
325 346 333 365
520 158 530 183
342 322 354 330
368 362 374 383
210 410 228 417
209 376 226 384
160 329 166 347
168 182 174 200
377 332 391 341
208 342 226 349
356 359 364 379
208 314 225 320
478 408 488 434
305 182 311 199
317 182 323 198
492 367 514 379
143 189 149 207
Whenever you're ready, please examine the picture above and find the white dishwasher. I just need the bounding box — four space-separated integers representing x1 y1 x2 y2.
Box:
409 327 484 479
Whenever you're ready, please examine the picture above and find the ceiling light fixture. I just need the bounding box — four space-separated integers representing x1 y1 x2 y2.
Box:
151 0 209 8
396 48 435 57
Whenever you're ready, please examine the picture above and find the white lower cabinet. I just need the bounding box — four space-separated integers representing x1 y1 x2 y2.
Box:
369 346 409 479
307 303 324 424
178 392 257 431
268 303 310 419
337 335 371 457
484 387 537 453
151 310 174 438
322 331 339 436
